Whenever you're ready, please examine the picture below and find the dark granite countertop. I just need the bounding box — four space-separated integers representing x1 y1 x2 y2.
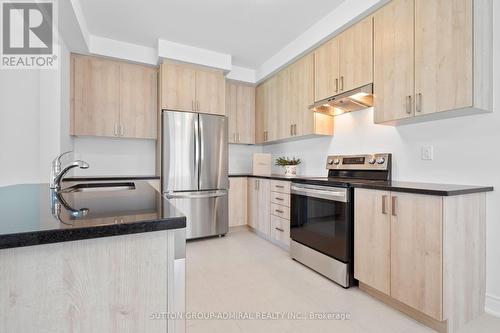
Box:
230 174 493 196
0 181 185 250
64 175 160 182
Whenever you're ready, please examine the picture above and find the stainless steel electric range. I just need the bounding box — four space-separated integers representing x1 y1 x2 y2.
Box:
290 153 392 288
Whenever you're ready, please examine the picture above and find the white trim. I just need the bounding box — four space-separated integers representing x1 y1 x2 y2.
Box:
158 39 232 71
226 65 257 84
89 35 157 65
485 294 500 318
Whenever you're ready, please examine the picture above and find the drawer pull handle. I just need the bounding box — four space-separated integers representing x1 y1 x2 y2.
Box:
275 185 284 188
275 209 284 214
275 197 284 201
392 196 397 217
382 195 388 215
275 227 284 232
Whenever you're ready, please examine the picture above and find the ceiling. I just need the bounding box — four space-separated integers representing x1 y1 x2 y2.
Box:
79 0 346 68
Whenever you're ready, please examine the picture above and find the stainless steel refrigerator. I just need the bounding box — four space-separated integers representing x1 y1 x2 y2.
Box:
161 110 228 239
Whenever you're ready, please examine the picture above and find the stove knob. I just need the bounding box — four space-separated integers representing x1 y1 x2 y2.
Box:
368 157 376 164
376 157 386 164
333 158 341 165
327 159 334 165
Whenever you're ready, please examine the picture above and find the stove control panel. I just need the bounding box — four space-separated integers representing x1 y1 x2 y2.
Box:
326 153 391 171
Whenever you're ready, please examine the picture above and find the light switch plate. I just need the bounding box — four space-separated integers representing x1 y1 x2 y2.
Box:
422 145 434 160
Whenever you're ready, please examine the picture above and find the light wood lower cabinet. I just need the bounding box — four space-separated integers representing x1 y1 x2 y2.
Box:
270 215 290 248
355 188 486 333
71 54 158 139
247 178 270 235
228 177 247 227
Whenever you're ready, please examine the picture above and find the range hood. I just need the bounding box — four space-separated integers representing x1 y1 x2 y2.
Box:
310 83 373 116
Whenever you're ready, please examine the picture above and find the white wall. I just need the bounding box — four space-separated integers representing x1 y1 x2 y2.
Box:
262 1 500 314
229 144 263 174
72 137 156 176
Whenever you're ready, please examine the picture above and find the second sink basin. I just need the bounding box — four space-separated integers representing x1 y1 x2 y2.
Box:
60 182 136 193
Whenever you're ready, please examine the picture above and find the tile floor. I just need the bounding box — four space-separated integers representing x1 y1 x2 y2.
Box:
186 228 500 333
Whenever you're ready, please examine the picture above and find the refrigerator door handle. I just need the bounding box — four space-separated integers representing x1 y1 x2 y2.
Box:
194 115 200 188
164 190 228 199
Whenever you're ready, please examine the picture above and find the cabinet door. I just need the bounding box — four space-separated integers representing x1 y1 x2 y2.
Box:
276 69 290 140
247 178 259 229
72 55 120 137
354 189 391 295
390 192 443 320
236 84 255 144
195 69 225 115
255 82 267 144
373 0 414 123
414 0 473 115
119 63 157 139
225 81 238 143
228 177 247 227
265 76 279 142
338 16 373 93
288 53 315 136
160 63 196 111
257 179 271 236
314 38 339 101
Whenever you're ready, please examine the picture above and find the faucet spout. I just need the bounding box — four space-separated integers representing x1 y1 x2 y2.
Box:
50 158 89 190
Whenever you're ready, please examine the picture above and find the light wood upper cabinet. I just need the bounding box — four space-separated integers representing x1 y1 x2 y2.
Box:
195 69 225 115
72 55 120 137
373 0 415 123
390 192 443 320
160 62 196 112
338 16 373 93
314 38 339 101
255 81 267 144
354 189 391 295
71 54 157 139
119 63 157 139
374 0 491 124
414 0 473 115
160 62 225 115
226 81 255 144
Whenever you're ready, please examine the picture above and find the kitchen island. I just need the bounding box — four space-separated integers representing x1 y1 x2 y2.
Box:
0 180 186 333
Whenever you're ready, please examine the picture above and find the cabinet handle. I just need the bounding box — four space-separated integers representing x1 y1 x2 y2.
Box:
264 131 268 141
120 124 124 136
275 227 284 232
391 196 397 217
416 93 422 113
406 95 412 114
294 124 297 136
340 76 344 91
275 209 284 214
290 124 293 136
256 180 259 190
382 195 388 215
114 123 118 136
275 197 284 201
335 78 339 93
275 185 284 189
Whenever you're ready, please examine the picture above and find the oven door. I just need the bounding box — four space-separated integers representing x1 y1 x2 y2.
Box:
290 183 352 263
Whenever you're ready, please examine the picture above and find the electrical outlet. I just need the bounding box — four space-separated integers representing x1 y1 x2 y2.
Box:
421 145 434 160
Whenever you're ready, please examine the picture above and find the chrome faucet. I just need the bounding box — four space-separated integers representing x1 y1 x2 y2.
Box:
49 151 89 190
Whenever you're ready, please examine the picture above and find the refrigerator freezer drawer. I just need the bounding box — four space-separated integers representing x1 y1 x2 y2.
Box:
165 190 228 239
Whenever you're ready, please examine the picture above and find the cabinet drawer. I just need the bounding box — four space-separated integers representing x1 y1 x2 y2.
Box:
270 214 290 247
270 180 290 194
270 191 290 207
270 203 290 220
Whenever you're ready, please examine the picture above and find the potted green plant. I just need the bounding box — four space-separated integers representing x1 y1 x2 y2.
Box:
275 156 301 177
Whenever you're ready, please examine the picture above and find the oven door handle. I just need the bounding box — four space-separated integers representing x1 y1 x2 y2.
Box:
291 187 347 202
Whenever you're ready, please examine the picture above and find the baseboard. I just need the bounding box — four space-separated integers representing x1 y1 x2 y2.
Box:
485 294 500 318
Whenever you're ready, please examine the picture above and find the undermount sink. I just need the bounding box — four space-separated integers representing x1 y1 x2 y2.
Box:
60 182 136 193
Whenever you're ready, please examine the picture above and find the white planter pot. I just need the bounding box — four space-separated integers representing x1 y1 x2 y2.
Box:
284 165 297 177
